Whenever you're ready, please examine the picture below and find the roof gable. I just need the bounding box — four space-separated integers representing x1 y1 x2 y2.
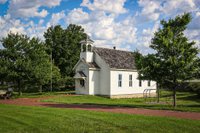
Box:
73 59 100 70
74 71 87 79
93 47 136 70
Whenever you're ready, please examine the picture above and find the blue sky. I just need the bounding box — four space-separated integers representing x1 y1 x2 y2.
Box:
0 0 200 53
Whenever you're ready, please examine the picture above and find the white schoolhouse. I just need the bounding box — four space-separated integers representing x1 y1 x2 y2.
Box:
73 37 156 98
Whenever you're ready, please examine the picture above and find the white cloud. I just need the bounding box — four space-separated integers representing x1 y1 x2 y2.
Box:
65 7 137 49
0 14 25 37
135 0 200 54
137 0 198 22
162 0 196 15
8 0 61 18
50 11 66 25
81 0 127 15
0 13 49 42
1 0 199 54
137 21 160 47
66 8 90 24
137 0 161 22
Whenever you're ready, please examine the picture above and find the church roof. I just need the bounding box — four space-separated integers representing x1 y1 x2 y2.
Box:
87 62 100 69
93 47 136 70
81 59 100 69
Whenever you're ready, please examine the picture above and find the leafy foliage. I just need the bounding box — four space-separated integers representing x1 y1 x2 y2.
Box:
0 33 61 94
135 13 200 106
44 24 87 78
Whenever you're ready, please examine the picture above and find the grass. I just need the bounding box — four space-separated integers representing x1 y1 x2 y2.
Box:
0 104 199 133
43 90 200 112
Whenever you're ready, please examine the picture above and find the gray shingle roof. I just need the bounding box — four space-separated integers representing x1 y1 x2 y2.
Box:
81 59 100 69
93 47 136 70
87 62 100 69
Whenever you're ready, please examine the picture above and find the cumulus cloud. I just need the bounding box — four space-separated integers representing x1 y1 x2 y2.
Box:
137 0 198 22
65 7 137 49
135 0 200 54
81 0 127 15
137 21 160 48
66 8 90 24
137 0 161 22
0 14 48 42
8 0 61 18
49 11 66 25
161 0 196 15
0 14 25 37
0 0 200 54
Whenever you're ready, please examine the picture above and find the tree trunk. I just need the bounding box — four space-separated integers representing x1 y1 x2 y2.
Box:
17 80 22 96
173 85 176 107
39 85 43 93
157 83 160 103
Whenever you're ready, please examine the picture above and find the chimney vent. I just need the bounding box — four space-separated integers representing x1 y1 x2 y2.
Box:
113 46 116 50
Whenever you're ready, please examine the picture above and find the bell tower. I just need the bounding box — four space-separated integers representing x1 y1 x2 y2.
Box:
80 36 94 62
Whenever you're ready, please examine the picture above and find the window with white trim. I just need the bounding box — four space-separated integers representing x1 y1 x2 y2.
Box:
148 80 151 87
118 74 122 87
129 75 132 87
139 80 142 87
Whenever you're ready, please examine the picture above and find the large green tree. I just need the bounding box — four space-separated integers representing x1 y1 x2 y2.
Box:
135 13 199 107
44 24 87 80
0 33 32 95
135 52 166 103
0 33 60 95
27 38 61 92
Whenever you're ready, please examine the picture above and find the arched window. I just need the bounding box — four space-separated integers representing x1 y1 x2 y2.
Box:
88 44 92 52
82 44 86 52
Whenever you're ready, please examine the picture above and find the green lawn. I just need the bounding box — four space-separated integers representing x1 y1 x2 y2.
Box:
0 104 199 133
43 90 200 112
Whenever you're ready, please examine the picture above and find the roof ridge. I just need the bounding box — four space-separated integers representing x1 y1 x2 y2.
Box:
93 46 133 53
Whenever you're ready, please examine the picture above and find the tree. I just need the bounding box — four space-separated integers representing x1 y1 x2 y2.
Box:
44 24 87 81
135 52 166 103
0 33 32 95
0 33 61 95
135 13 199 107
27 38 61 92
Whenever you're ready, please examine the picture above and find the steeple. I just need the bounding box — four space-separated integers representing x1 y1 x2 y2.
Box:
80 35 94 62
80 35 94 52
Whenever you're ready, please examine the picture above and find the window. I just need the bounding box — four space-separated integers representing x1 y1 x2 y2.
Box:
80 80 85 87
129 75 132 87
139 80 142 87
148 80 151 87
82 44 86 52
88 44 92 51
118 74 122 87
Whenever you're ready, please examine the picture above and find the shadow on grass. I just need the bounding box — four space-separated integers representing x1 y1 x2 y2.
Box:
59 102 174 110
178 94 200 103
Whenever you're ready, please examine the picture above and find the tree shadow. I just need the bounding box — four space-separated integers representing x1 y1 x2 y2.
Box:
178 94 200 103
